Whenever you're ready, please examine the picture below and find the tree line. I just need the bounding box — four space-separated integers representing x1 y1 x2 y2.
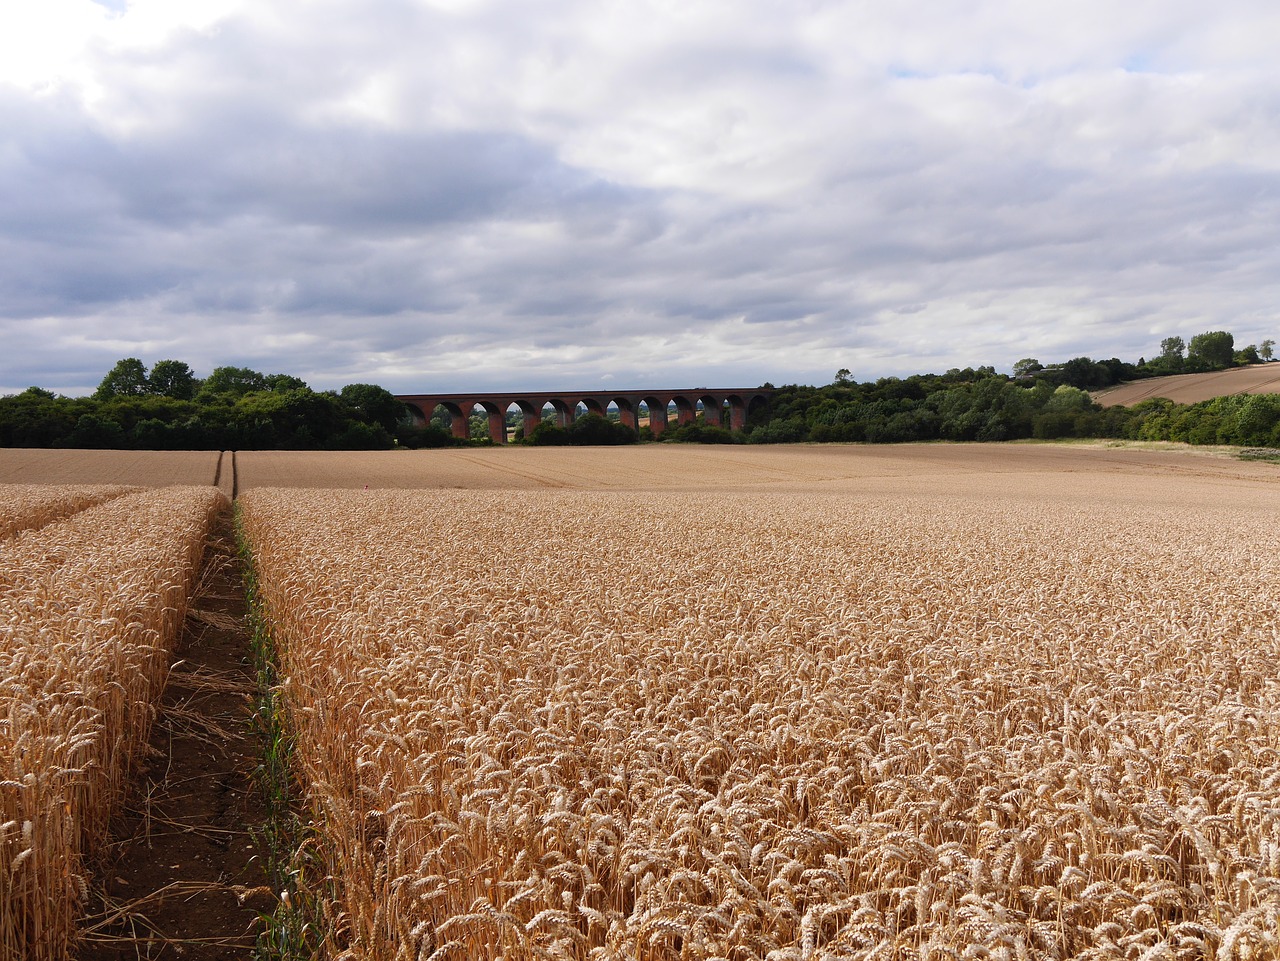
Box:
737 330 1280 448
3 331 1277 450
1008 330 1273 391
0 359 409 450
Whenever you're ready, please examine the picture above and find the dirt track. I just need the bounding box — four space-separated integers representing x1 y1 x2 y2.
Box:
80 509 270 961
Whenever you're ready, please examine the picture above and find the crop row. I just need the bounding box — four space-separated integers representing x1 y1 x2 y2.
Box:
0 484 140 540
239 484 1280 960
0 487 225 960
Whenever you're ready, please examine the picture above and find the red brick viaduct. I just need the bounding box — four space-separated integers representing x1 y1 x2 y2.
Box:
396 388 773 444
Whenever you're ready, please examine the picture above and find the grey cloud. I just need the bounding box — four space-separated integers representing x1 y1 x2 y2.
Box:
1 80 660 325
4 1 1280 396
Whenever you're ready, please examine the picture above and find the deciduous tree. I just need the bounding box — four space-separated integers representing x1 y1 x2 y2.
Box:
147 359 198 400
1188 331 1235 370
94 358 148 399
1012 358 1042 378
340 384 407 433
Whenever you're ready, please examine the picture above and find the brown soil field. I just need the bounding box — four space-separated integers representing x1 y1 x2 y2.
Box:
1093 363 1280 407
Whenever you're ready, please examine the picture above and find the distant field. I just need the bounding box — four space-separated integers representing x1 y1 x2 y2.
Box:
236 443 1276 494
1093 363 1280 407
0 449 225 491
232 442 1280 496
1 443 1275 496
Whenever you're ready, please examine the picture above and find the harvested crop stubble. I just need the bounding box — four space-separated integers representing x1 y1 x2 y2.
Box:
0 486 225 961
0 484 140 540
239 482 1280 960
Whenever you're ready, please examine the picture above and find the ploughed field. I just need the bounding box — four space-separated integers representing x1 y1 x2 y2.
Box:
3 444 1280 959
1093 364 1280 408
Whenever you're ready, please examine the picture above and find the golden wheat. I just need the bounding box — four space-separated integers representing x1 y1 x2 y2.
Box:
0 449 223 487
0 486 225 961
228 441 1277 494
239 466 1280 960
0 484 140 540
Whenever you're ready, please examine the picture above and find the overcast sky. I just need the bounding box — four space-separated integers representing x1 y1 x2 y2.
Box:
2 0 1278 396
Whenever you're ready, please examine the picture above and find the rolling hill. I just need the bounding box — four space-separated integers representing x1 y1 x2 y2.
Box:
1093 363 1280 407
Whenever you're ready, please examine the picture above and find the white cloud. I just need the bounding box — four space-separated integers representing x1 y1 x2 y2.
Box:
3 0 1280 395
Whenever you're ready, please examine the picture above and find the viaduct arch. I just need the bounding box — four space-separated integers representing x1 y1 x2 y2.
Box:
395 388 773 444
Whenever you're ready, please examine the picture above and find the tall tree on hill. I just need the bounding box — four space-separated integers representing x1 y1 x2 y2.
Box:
1188 331 1235 370
1012 358 1042 378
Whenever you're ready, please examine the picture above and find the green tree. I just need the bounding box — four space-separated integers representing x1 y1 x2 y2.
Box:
1057 357 1111 390
0 389 76 446
1261 339 1275 362
526 420 569 446
265 373 308 392
132 417 182 449
468 411 490 442
339 384 407 434
1012 358 1042 378
199 366 269 399
1187 331 1235 370
1160 336 1185 361
327 421 392 450
94 358 149 400
233 388 344 448
147 359 198 400
1043 385 1094 413
566 413 637 445
1232 394 1280 445
1235 344 1261 365
68 413 126 448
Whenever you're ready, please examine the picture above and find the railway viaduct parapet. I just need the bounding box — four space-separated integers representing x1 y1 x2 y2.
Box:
396 388 772 444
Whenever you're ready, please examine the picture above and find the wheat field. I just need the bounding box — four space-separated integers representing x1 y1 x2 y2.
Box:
228 441 1268 493
0 484 138 539
0 449 223 488
0 487 225 960
239 456 1280 960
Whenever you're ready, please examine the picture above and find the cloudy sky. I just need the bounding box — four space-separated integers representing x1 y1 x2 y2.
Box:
2 0 1278 396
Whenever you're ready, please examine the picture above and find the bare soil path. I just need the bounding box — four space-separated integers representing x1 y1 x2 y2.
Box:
80 507 272 960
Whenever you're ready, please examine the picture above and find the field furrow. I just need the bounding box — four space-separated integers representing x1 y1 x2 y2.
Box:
0 487 226 961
